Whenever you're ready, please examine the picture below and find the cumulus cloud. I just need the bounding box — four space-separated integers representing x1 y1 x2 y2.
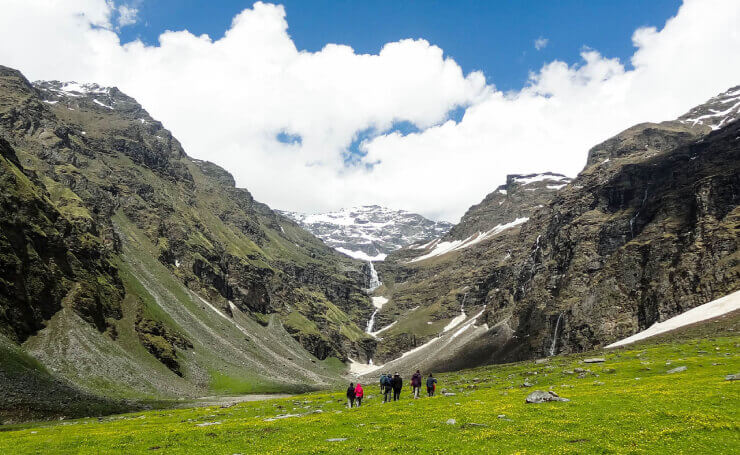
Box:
534 37 548 50
0 0 738 221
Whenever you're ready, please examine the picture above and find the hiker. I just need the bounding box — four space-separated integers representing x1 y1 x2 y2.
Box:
411 370 422 399
392 372 403 401
426 373 437 397
382 372 393 403
379 373 387 395
354 383 364 407
346 382 356 408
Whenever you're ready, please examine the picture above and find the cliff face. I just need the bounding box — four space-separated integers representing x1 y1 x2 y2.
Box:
0 66 376 414
372 87 738 373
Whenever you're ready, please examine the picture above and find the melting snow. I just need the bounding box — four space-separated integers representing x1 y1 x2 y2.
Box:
335 247 387 262
443 312 467 332
681 100 740 130
409 218 529 263
372 296 389 309
546 184 567 190
93 99 114 110
370 321 396 337
513 174 569 185
606 290 740 348
348 358 382 375
43 100 58 105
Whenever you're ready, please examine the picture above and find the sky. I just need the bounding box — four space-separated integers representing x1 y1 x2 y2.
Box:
0 0 739 222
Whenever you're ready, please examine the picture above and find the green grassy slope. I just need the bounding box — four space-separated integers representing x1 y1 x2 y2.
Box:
1 314 737 454
0 65 375 411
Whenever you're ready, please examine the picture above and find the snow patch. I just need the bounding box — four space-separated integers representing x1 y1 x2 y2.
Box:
370 321 396 337
93 99 114 110
335 247 387 262
409 218 529 263
443 312 466 332
348 358 382 375
513 174 570 185
606 290 740 348
372 296 389 309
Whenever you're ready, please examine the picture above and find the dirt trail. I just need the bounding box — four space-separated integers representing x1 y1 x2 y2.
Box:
181 394 293 408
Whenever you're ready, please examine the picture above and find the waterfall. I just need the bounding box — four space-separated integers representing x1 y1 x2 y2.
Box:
366 261 381 292
366 309 379 333
548 313 563 356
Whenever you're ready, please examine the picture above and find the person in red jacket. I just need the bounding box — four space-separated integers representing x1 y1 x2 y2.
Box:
354 383 364 407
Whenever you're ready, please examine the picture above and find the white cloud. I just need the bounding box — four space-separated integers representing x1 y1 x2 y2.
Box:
0 0 738 222
117 5 138 28
534 37 548 50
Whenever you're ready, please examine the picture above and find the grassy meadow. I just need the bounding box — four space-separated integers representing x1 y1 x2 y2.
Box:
1 316 738 454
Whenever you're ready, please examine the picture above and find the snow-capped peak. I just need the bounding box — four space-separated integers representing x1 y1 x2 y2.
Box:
279 205 453 261
36 80 112 97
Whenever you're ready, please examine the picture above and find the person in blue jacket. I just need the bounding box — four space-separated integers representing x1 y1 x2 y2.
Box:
426 373 437 397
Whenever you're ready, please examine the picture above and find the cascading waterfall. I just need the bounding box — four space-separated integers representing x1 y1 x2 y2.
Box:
548 313 563 356
366 308 379 333
366 261 381 292
365 262 384 333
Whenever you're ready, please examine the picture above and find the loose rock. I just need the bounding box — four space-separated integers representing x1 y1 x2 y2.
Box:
326 438 347 442
667 366 687 374
446 419 456 425
525 390 570 404
725 373 740 381
583 358 605 363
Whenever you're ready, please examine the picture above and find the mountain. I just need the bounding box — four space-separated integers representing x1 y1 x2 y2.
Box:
361 85 739 377
280 205 453 261
0 67 378 420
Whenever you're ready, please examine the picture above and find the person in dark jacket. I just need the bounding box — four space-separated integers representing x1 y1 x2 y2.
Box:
392 372 403 401
346 382 356 408
426 373 437 397
411 370 422 399
379 373 387 394
382 372 392 403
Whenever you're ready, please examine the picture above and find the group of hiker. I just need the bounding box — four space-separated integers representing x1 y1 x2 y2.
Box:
346 370 438 408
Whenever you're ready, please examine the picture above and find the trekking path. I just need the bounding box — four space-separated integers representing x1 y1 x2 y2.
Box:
180 394 294 408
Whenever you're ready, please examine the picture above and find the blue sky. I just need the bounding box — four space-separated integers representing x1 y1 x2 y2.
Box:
9 0 736 220
120 0 682 92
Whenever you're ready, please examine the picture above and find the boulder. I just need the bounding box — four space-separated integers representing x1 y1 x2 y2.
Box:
446 419 456 425
525 390 570 404
725 373 739 381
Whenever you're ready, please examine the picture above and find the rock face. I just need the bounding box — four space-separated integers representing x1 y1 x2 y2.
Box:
444 173 572 241
0 65 376 413
280 205 453 261
370 85 739 374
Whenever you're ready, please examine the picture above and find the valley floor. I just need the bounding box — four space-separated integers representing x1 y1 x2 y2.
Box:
1 315 738 454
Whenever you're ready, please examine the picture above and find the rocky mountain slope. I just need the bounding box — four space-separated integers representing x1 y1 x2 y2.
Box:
0 66 377 419
362 86 739 376
280 205 452 261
